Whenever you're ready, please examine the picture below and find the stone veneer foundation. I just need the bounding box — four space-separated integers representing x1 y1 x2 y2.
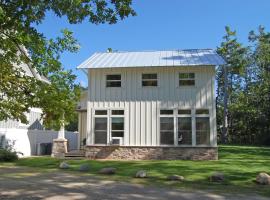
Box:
85 146 218 160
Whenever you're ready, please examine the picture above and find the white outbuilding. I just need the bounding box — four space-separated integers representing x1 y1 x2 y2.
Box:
77 49 225 160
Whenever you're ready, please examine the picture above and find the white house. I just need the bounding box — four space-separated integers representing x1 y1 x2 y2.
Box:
77 49 225 160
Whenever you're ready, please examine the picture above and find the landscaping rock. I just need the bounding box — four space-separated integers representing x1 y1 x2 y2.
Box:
167 175 184 181
135 170 147 178
79 163 90 172
59 161 69 169
256 172 270 185
99 167 116 175
209 172 224 182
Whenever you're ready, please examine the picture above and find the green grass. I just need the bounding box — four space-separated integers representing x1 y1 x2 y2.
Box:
1 145 270 196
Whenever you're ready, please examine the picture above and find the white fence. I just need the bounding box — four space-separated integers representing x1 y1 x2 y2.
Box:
0 128 78 157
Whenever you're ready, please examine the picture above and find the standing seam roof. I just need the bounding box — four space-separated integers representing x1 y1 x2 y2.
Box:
77 49 226 69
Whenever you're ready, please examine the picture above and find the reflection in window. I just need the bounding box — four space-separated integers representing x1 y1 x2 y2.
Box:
106 74 121 87
111 117 124 137
160 117 174 145
196 117 210 145
178 117 192 145
142 73 158 86
179 73 195 86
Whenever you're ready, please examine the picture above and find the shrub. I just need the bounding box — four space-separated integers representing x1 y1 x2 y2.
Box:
0 148 18 162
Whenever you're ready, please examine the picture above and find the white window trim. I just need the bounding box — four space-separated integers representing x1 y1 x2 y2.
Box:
141 73 159 88
159 108 211 147
176 72 196 88
93 108 125 146
138 71 161 90
105 73 123 88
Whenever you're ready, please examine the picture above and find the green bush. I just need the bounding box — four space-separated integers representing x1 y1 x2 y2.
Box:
0 149 18 162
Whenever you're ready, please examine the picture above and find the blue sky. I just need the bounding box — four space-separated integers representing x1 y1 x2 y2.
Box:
36 0 270 86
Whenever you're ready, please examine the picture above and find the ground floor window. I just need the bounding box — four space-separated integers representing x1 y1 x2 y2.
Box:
160 108 210 146
160 117 174 145
94 109 124 145
94 117 107 144
178 117 192 145
196 117 210 145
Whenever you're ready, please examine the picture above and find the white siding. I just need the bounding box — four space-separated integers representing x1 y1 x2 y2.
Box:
86 66 216 146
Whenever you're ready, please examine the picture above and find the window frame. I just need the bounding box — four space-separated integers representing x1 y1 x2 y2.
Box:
178 72 196 87
159 108 212 147
195 108 210 146
105 74 122 88
141 73 159 87
93 109 125 145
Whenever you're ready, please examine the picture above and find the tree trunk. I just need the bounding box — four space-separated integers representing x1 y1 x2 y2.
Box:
222 65 228 143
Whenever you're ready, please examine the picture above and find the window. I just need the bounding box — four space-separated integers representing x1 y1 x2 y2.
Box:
196 109 209 115
111 110 124 138
95 110 107 115
160 110 173 115
160 117 174 145
106 74 121 87
94 109 124 145
196 117 210 145
142 73 158 86
178 117 192 145
112 110 124 115
178 109 191 115
94 118 107 144
111 117 124 137
179 73 195 86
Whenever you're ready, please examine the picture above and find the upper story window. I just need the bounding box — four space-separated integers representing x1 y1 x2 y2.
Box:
142 73 158 87
106 74 121 87
179 73 195 86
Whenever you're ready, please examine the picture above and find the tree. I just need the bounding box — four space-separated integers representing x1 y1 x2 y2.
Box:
0 1 136 128
217 26 248 143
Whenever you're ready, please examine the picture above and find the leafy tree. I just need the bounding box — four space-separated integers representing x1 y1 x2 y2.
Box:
217 26 248 143
217 26 270 145
0 1 136 128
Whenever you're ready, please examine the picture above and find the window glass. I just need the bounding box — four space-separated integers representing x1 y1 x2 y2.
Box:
142 73 158 86
112 110 124 115
94 118 107 144
111 117 124 137
106 74 121 87
178 109 191 115
179 73 195 86
196 117 210 145
95 110 107 115
196 109 209 114
178 117 192 145
160 117 174 145
160 110 173 115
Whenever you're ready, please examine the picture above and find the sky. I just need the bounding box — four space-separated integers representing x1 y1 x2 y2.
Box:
36 0 270 86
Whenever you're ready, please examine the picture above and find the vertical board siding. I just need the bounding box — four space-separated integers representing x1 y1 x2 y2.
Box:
87 66 216 146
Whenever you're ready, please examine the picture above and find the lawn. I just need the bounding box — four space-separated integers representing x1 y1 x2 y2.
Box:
1 145 270 196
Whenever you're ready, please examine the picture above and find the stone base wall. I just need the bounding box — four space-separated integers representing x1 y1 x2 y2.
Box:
85 146 218 160
51 139 68 158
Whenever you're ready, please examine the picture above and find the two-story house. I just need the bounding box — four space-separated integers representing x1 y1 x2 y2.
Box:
77 49 225 160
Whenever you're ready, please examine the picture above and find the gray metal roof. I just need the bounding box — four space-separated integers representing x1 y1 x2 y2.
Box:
77 49 225 69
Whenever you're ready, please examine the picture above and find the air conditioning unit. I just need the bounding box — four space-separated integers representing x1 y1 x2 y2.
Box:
111 137 123 146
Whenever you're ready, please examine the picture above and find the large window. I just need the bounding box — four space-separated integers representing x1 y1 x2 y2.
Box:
160 110 174 145
160 108 211 146
142 73 158 86
111 110 124 138
94 117 107 144
196 108 210 146
179 73 195 86
178 110 192 145
106 74 121 87
94 109 124 145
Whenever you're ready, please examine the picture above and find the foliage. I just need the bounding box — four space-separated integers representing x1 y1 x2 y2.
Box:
0 139 19 162
8 146 270 197
217 26 270 145
0 149 18 162
0 0 136 128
